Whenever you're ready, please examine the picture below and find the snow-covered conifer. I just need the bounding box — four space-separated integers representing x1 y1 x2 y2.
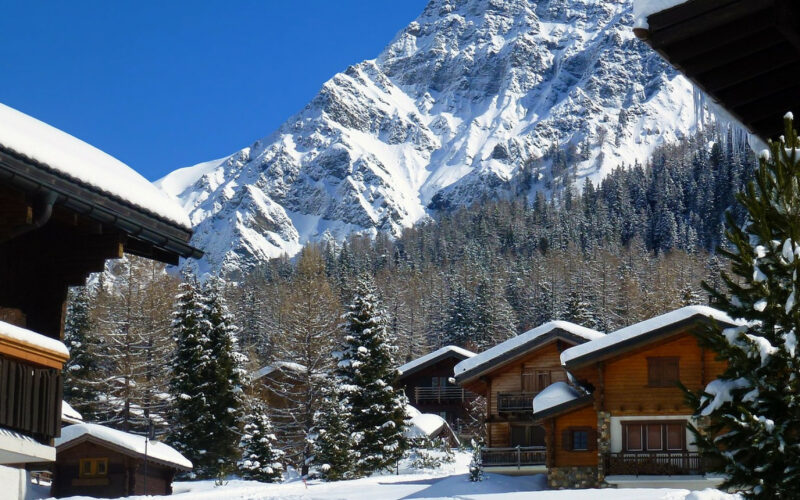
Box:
63 286 102 420
238 398 284 483
337 277 408 476
311 382 356 480
689 114 800 497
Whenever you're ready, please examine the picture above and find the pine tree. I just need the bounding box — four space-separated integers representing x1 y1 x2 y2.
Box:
337 277 408 476
201 278 247 475
311 382 356 480
688 114 800 498
63 286 102 421
238 398 284 483
167 279 212 478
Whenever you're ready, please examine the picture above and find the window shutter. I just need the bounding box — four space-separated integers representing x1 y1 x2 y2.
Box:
562 429 572 451
587 429 597 451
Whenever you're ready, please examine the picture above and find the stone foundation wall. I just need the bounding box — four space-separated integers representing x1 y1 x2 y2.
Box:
547 466 599 489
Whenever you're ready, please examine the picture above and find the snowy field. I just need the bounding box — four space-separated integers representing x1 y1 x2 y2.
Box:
44 452 739 500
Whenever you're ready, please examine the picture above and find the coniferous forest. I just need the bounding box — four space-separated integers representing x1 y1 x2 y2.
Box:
62 129 755 477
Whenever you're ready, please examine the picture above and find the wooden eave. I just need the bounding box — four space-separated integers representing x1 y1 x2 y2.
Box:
454 330 589 387
56 434 192 472
563 314 735 371
0 335 68 370
396 351 472 380
635 0 800 141
0 147 202 265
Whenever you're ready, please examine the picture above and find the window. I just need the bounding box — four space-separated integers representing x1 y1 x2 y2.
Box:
647 357 680 387
79 458 109 478
623 421 686 452
511 425 546 447
562 427 595 451
572 430 589 450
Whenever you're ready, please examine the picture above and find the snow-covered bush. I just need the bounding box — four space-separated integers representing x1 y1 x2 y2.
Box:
468 439 484 482
408 437 455 470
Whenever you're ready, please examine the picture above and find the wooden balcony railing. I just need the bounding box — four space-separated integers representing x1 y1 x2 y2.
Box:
604 452 707 476
497 392 538 412
481 446 546 468
414 386 477 403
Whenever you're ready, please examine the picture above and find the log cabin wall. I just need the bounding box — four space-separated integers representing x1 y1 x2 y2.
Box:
552 405 598 468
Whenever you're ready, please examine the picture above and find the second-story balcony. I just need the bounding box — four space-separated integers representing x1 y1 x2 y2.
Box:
414 386 477 403
498 392 538 413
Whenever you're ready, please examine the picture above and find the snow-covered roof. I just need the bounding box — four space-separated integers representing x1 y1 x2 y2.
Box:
532 382 589 419
561 306 743 367
253 361 308 380
633 0 690 29
397 345 475 378
61 401 83 425
454 321 604 381
404 413 447 440
0 102 191 229
56 423 192 470
0 319 69 358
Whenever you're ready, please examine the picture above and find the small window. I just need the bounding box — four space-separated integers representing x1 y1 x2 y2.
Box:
647 357 680 387
79 458 109 478
572 430 589 450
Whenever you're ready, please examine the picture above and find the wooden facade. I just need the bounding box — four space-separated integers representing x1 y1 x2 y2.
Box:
53 439 184 498
396 349 476 431
537 310 735 486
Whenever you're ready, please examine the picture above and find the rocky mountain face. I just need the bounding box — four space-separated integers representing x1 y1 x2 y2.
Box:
157 0 698 277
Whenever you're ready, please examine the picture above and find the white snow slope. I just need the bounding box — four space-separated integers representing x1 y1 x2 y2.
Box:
158 0 700 277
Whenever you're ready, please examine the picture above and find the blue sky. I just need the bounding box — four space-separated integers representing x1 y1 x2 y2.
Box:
0 1 428 180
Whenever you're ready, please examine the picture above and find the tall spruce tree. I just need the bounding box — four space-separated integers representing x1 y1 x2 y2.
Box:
336 277 408 476
167 279 213 477
201 279 247 475
63 286 102 421
688 114 800 497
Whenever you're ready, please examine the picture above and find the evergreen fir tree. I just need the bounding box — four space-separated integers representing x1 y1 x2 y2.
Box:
167 279 212 477
311 382 356 480
238 398 284 483
688 114 800 498
63 286 102 421
201 279 247 475
337 277 408 476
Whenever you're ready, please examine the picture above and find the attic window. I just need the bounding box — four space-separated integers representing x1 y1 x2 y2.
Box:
79 457 109 478
647 357 679 387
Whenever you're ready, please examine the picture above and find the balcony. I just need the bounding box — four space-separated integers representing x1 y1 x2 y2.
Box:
604 452 709 476
481 446 546 468
498 392 538 413
414 386 477 403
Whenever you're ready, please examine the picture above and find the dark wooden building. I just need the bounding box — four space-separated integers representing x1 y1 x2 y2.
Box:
396 346 477 433
0 102 199 498
53 423 192 498
634 0 800 141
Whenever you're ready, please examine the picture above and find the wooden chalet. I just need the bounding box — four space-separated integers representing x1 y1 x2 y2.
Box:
396 345 477 433
0 102 199 499
53 423 192 498
453 321 604 474
633 0 800 141
532 306 736 489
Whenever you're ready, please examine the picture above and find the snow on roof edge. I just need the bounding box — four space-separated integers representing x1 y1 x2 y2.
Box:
633 0 691 29
532 382 582 415
253 361 308 380
0 320 69 358
398 345 476 376
0 102 191 230
61 401 83 424
561 305 743 366
454 321 604 378
56 423 192 469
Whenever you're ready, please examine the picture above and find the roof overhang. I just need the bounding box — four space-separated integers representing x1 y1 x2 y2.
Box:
634 0 800 142
0 427 55 464
397 350 472 380
563 314 735 371
532 394 594 421
0 147 202 264
56 434 191 472
455 330 591 386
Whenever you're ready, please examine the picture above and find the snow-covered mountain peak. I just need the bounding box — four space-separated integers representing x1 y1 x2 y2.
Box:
159 0 698 277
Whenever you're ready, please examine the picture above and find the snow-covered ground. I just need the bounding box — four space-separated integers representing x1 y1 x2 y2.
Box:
44 452 740 500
